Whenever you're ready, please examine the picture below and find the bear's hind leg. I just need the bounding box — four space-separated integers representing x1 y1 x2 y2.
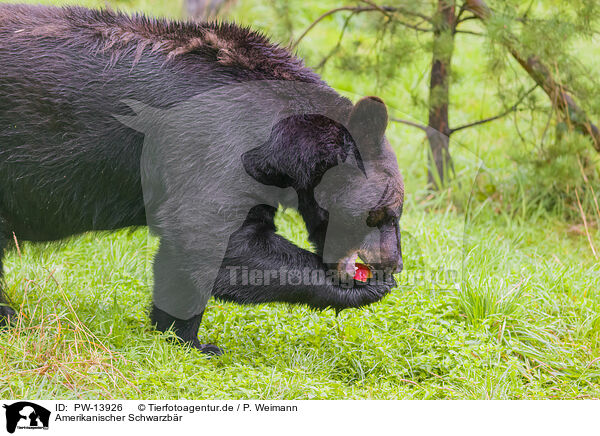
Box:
0 290 15 327
0 233 16 327
150 241 221 355
150 304 223 355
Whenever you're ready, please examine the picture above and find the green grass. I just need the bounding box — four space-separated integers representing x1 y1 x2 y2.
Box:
0 208 600 398
2 209 598 399
1 0 599 399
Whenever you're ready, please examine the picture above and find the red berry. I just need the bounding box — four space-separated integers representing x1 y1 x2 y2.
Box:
354 263 372 282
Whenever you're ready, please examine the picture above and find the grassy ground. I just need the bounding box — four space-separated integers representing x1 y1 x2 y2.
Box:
1 0 599 399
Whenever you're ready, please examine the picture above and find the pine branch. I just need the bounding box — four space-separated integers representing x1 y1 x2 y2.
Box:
450 85 538 134
464 0 600 152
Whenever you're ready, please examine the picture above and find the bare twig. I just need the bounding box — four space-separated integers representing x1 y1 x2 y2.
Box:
315 12 356 70
539 105 554 148
456 15 480 24
394 18 433 33
455 2 467 24
450 84 538 134
574 188 598 261
521 0 536 21
390 117 428 131
577 156 600 227
454 29 484 36
454 2 483 29
359 0 391 17
291 6 363 50
360 0 433 23
291 4 433 50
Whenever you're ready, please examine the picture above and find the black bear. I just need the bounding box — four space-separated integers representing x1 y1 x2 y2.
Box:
0 4 404 354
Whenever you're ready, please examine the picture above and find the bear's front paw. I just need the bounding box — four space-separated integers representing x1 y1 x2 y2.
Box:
331 272 396 309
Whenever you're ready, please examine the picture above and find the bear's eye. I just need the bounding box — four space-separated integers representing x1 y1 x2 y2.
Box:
366 209 385 227
367 207 400 227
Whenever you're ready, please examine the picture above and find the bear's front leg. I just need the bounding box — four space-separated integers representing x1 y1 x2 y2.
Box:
212 205 395 310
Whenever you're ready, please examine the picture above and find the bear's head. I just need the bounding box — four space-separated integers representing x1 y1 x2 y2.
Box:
242 95 404 283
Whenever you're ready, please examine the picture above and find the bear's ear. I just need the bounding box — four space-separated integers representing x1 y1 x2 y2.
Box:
242 145 293 188
348 96 388 147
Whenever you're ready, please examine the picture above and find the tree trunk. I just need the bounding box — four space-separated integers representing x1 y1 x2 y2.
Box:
427 0 456 189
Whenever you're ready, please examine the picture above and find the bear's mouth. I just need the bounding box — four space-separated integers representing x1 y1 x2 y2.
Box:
338 253 373 283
